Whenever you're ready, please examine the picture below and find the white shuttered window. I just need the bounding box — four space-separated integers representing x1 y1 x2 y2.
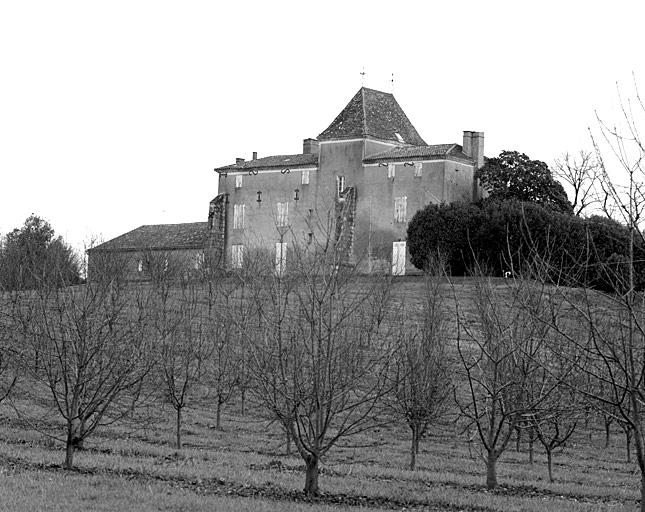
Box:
394 196 407 223
233 204 245 229
277 202 289 227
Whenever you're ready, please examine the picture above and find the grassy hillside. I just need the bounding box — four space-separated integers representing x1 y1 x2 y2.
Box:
0 277 639 511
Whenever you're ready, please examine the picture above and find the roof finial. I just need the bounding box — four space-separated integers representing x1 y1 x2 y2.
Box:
390 73 394 93
360 67 365 86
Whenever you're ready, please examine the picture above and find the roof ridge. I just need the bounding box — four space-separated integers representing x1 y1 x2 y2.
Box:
363 143 473 162
361 88 367 138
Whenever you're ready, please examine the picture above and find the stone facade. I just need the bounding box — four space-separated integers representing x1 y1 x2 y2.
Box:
212 87 485 275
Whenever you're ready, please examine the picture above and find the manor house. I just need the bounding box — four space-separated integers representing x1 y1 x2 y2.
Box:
90 87 484 278
210 87 485 275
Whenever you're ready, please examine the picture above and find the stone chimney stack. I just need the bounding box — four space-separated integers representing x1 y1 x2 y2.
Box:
236 157 245 165
462 131 473 158
252 152 258 160
303 138 320 155
462 131 484 168
471 132 484 169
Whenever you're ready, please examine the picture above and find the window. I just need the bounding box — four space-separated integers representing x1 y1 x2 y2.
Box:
414 162 423 177
235 174 243 188
302 169 309 185
392 241 406 276
387 164 395 179
336 175 345 197
277 202 289 227
194 252 204 270
394 196 407 223
233 204 245 230
231 245 244 269
275 242 287 276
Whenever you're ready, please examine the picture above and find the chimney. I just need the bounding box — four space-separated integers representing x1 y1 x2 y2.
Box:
303 138 320 155
471 132 484 169
470 132 486 201
462 131 473 157
252 151 257 160
236 157 245 165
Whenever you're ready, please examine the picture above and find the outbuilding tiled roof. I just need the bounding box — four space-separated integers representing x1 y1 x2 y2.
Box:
90 223 208 252
214 154 318 173
318 87 426 146
364 144 472 163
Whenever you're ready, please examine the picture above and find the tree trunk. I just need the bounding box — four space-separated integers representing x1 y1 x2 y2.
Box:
176 406 182 450
515 426 521 452
286 425 292 456
65 433 75 469
65 419 82 469
627 428 633 463
304 454 319 496
605 422 611 448
216 399 222 430
635 431 645 512
410 427 418 471
71 417 88 450
529 428 535 465
546 448 554 483
240 389 246 415
486 452 498 489
638 469 645 512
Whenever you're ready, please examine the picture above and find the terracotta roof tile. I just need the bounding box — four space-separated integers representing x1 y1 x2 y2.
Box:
318 87 426 145
214 154 318 173
91 223 208 252
364 144 473 163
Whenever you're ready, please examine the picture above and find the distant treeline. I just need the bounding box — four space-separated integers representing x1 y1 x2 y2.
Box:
0 215 81 291
408 199 645 293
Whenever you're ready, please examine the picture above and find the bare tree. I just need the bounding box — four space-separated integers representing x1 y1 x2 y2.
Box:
528 371 582 483
388 268 452 471
552 150 601 216
0 312 18 405
10 273 154 469
141 248 187 292
241 234 398 496
581 76 645 511
154 283 212 449
206 307 240 430
512 77 645 510
455 273 556 489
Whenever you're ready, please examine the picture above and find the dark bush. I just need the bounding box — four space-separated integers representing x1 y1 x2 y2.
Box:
408 200 644 292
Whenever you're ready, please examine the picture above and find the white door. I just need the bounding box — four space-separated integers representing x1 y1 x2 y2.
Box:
275 242 287 277
392 241 406 276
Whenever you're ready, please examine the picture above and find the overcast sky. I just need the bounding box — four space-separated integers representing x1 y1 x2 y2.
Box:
1 1 643 254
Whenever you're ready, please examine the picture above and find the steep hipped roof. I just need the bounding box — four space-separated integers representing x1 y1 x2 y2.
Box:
214 153 317 174
364 144 473 163
90 223 208 252
318 87 426 145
